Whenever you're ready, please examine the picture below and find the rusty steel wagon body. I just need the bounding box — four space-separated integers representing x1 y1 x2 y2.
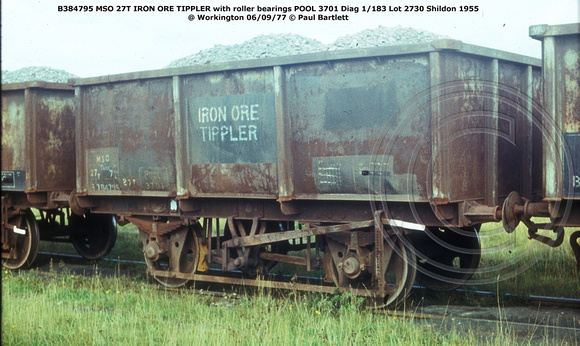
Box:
1 82 117 269
4 22 577 307
529 23 580 264
69 29 578 306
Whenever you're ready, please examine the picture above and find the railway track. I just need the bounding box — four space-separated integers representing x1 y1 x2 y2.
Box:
34 251 580 310
37 251 147 266
386 307 580 345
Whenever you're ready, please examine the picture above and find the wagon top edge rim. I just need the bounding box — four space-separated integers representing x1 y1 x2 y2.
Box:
529 22 580 39
1 81 74 91
69 38 542 87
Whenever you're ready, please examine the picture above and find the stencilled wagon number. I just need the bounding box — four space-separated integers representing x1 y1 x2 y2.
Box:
88 148 120 193
122 178 137 188
144 182 166 190
574 175 580 188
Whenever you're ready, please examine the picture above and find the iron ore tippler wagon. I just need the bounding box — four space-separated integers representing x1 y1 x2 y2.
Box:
3 23 579 307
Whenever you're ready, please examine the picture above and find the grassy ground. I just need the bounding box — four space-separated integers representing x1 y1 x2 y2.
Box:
3 267 528 345
465 221 579 298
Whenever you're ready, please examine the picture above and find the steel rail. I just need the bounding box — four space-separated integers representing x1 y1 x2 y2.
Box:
35 251 580 309
37 251 147 265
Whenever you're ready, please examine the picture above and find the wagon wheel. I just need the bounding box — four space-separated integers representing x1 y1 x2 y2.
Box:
322 239 347 287
324 234 416 308
2 209 40 270
411 226 481 291
142 225 201 288
70 213 117 260
379 235 416 308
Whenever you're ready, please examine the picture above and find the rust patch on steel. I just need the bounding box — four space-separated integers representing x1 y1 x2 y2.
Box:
2 84 75 193
35 89 76 191
563 47 579 133
189 163 277 195
286 56 432 199
81 79 177 195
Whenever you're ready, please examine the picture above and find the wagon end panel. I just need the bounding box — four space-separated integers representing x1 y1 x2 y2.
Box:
1 89 27 191
430 49 542 207
531 23 580 202
430 51 495 205
495 62 543 203
550 27 579 200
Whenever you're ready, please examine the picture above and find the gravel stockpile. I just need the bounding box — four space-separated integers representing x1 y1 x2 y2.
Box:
329 25 446 50
3 26 446 81
168 33 325 67
168 26 445 67
2 66 79 84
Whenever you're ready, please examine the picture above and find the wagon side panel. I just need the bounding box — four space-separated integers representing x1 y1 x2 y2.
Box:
181 68 278 197
286 55 432 201
33 88 76 192
77 78 176 197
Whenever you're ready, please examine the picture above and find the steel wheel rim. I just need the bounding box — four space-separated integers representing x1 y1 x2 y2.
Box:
381 236 416 308
70 214 117 260
2 210 40 270
413 227 481 291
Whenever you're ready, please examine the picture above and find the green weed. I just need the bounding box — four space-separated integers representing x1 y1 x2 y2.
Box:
2 269 473 345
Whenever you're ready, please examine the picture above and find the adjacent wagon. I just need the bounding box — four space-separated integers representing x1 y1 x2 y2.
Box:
1 82 117 269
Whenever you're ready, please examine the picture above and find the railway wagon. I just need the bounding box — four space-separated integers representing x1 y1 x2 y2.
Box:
72 37 555 306
529 23 580 264
1 82 117 269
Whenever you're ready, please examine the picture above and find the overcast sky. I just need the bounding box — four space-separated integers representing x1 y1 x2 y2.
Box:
2 0 578 77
